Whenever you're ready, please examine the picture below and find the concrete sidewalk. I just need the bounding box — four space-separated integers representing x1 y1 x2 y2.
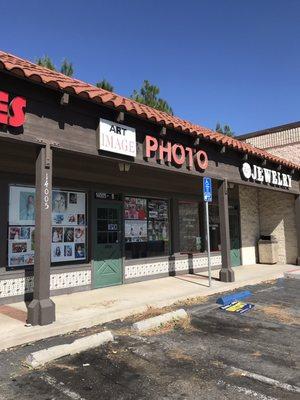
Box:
0 263 293 351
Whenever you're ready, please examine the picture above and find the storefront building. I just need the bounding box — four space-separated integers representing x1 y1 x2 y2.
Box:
239 121 300 165
0 51 299 325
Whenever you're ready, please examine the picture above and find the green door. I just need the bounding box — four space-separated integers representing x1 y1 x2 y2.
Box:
93 203 123 288
229 208 241 267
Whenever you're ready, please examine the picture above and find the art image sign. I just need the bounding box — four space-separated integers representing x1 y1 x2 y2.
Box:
144 135 208 171
241 162 292 188
99 118 136 157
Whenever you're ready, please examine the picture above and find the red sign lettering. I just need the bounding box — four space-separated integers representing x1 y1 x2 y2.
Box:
0 91 26 127
144 135 208 171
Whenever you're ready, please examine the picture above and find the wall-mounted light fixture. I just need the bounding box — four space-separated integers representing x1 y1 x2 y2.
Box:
118 162 130 172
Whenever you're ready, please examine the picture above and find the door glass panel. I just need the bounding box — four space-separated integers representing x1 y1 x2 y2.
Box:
97 207 119 244
97 232 107 244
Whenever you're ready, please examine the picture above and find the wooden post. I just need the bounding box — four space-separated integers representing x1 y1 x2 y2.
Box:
27 145 55 325
218 180 235 282
296 195 300 266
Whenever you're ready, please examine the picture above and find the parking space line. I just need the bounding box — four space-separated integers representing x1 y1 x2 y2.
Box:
228 366 300 394
217 379 278 400
40 373 86 400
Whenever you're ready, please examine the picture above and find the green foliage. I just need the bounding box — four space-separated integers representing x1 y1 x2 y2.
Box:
215 122 234 137
96 79 114 92
36 55 56 70
36 56 74 77
60 59 74 77
131 80 173 115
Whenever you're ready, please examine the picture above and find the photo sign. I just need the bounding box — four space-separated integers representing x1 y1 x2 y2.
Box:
99 118 136 157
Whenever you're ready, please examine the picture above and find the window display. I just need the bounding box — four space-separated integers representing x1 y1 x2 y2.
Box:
8 186 87 268
124 196 169 259
179 202 201 253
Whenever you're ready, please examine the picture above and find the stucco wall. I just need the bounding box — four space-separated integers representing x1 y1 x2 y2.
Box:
239 186 260 265
264 143 300 165
258 190 297 264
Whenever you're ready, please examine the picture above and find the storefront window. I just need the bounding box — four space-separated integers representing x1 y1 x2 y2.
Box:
8 186 87 269
179 202 202 253
124 196 169 259
209 204 221 251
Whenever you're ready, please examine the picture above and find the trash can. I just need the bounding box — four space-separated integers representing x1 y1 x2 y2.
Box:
258 235 278 264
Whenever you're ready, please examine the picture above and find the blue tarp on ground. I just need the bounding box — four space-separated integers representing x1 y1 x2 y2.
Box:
216 290 252 306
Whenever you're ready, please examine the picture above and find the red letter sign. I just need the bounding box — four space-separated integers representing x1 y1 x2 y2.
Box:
144 135 209 172
0 91 26 127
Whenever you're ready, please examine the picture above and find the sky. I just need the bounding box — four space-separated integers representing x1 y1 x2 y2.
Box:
1 0 299 134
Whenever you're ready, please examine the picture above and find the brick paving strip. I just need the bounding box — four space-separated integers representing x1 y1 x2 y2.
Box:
0 305 27 323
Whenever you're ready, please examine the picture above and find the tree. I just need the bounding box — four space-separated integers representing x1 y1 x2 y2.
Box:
60 59 74 77
131 80 173 115
36 56 74 76
36 55 56 70
96 79 114 92
215 122 234 137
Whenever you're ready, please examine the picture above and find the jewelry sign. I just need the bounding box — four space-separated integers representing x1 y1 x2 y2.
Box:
241 162 292 189
98 118 136 157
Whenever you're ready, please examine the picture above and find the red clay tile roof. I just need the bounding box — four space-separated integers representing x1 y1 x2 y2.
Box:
0 50 299 171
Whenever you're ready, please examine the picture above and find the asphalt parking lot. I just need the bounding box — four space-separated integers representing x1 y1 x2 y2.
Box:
0 278 299 400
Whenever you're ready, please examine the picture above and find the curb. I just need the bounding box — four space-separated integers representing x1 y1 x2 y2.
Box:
284 269 300 280
26 330 113 368
132 308 188 333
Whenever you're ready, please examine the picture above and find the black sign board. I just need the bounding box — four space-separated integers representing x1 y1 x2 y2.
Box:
95 192 122 201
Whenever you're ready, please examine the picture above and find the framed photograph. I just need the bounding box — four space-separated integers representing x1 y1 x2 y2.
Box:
20 227 31 240
12 242 27 253
51 243 64 262
69 192 78 204
9 255 25 267
24 254 34 265
67 214 77 225
125 220 147 242
9 186 36 225
52 227 63 243
52 191 67 213
9 227 21 240
77 214 85 225
148 220 169 241
124 197 147 220
64 244 74 258
75 243 85 259
148 199 168 220
64 227 74 242
74 227 85 243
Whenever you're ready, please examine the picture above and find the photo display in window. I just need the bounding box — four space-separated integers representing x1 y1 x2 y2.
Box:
51 190 86 262
124 197 169 244
8 226 35 267
124 197 147 243
125 220 148 243
124 197 147 220
8 186 87 268
147 199 169 241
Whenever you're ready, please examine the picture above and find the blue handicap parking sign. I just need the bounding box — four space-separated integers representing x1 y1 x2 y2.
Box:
203 177 212 202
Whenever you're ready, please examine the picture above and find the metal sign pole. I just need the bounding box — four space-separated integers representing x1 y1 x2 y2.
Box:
203 176 212 287
205 200 211 287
